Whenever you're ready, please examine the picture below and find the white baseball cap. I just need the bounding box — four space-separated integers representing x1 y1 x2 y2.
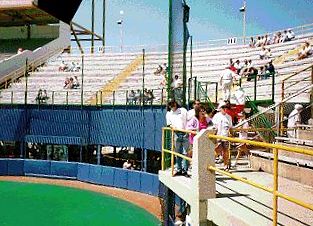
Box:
294 104 303 110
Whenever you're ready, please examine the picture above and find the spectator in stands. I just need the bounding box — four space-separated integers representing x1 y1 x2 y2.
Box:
219 66 236 101
229 63 237 74
287 104 303 138
64 77 74 89
234 60 242 74
255 36 262 47
266 60 275 75
259 47 271 59
146 90 154 104
41 90 49 103
123 160 133 170
64 77 70 88
59 61 68 72
247 67 258 82
264 34 270 45
240 59 249 75
72 76 80 88
68 62 77 72
154 64 163 76
212 101 233 170
162 63 168 75
249 37 255 48
171 74 183 102
166 99 189 177
142 89 149 104
273 32 281 44
260 36 266 46
286 28 295 41
297 41 312 60
35 89 43 104
17 48 23 54
280 30 288 43
135 89 141 104
127 90 136 105
247 59 254 68
258 66 267 80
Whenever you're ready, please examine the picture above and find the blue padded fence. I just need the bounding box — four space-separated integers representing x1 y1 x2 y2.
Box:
0 106 166 151
0 159 160 196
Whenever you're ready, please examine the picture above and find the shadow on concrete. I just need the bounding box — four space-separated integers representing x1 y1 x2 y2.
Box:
216 181 311 226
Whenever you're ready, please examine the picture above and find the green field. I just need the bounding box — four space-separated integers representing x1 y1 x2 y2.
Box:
0 181 160 226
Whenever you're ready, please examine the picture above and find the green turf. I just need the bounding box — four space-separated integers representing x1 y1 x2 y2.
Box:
0 181 160 226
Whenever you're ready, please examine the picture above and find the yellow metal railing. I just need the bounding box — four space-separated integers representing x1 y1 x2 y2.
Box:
161 127 195 174
207 134 313 226
161 126 313 226
279 64 313 135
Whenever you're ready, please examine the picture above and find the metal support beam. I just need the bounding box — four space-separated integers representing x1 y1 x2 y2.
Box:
97 145 101 165
19 141 25 159
102 0 106 49
311 66 313 118
71 22 103 40
143 149 148 172
70 23 84 54
91 0 95 53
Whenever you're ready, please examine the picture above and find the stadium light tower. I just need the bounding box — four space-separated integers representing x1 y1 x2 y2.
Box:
117 10 124 52
239 0 247 44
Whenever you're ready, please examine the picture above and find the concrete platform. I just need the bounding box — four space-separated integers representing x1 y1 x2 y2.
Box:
159 168 313 226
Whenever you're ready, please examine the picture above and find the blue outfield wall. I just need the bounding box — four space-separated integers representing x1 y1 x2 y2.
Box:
0 106 166 151
0 159 160 196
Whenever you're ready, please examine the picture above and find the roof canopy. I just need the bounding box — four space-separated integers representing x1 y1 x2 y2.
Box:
0 0 82 26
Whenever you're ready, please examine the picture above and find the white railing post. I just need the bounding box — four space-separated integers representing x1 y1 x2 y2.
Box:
190 129 216 226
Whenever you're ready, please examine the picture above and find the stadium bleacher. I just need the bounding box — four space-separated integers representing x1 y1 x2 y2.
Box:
0 24 312 105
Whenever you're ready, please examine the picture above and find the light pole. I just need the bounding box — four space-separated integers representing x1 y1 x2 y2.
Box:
239 0 247 44
117 10 124 52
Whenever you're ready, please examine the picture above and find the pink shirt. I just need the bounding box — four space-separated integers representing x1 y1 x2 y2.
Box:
187 117 208 144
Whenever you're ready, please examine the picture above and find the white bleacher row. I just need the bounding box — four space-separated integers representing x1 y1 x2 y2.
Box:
117 33 313 103
241 71 311 103
0 53 137 104
0 30 312 105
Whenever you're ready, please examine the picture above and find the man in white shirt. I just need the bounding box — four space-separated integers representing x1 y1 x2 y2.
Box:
171 75 183 103
287 104 303 138
166 100 189 176
187 99 201 121
220 66 236 101
286 29 295 41
212 101 233 170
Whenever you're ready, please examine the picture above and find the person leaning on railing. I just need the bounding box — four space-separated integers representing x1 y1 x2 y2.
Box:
166 99 189 177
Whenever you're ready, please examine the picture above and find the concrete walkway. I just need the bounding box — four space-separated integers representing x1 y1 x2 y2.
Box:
160 168 313 226
209 169 313 226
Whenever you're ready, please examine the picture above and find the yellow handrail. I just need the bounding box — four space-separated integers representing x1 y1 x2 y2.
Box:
161 126 313 226
280 64 313 135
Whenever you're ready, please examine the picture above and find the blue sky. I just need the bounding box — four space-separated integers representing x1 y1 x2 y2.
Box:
73 0 313 47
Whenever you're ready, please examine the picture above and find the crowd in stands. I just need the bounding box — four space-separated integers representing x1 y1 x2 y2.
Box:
249 28 295 48
59 61 81 72
222 58 276 100
127 89 155 105
35 89 49 104
64 76 80 89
